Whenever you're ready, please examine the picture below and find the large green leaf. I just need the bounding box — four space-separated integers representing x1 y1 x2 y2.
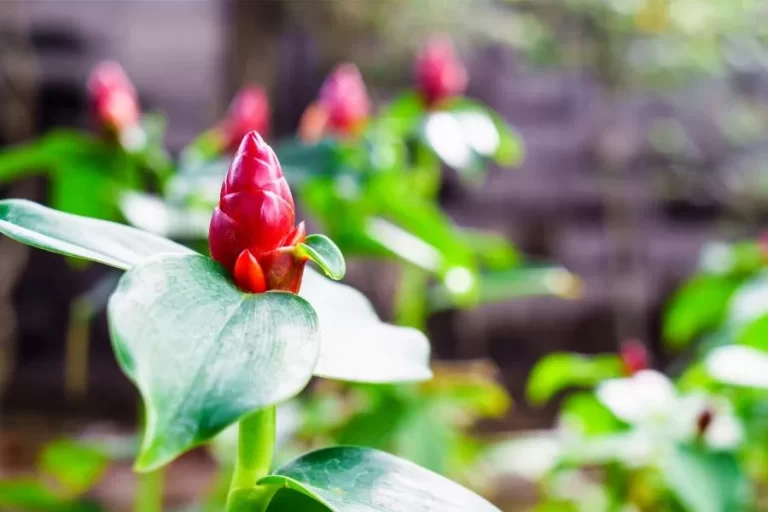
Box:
259 447 501 512
526 353 624 405
663 274 740 349
108 254 320 471
661 444 751 512
300 269 432 383
0 199 192 269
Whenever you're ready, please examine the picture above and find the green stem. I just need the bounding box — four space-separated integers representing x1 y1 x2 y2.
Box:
394 264 429 331
135 467 164 512
225 407 277 512
64 298 93 401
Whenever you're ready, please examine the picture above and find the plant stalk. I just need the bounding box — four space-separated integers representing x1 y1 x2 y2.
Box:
225 406 277 512
394 264 429 331
64 298 92 400
135 467 164 512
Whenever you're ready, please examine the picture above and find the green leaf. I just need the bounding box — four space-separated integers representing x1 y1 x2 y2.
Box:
259 447 501 512
526 353 624 405
274 139 341 187
297 234 346 280
375 92 426 137
559 392 626 436
39 439 108 496
107 254 320 471
460 101 524 167
267 488 331 512
0 199 193 269
0 480 62 511
300 269 432 383
661 444 751 512
663 274 740 349
0 130 98 183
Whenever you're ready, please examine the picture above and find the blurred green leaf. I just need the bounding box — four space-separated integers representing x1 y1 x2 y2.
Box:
527 353 624 405
275 139 342 187
663 274 740 349
0 480 61 511
0 130 98 183
375 92 426 137
298 234 346 280
450 98 525 167
559 392 626 436
661 444 751 512
39 439 108 496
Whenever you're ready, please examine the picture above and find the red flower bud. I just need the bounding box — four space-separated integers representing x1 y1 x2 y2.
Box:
221 86 270 152
87 61 140 132
620 339 650 375
209 132 309 293
317 64 370 136
415 37 468 108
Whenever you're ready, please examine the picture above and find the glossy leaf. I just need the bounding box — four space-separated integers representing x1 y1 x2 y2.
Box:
663 274 739 349
0 199 193 269
259 447 501 512
297 234 346 280
450 98 524 167
108 254 320 471
661 444 751 512
526 352 624 405
300 269 432 383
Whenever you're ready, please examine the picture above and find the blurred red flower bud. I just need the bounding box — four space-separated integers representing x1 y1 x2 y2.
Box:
620 339 650 375
209 132 308 293
415 37 468 108
221 86 270 152
317 63 370 136
87 61 140 132
697 408 714 437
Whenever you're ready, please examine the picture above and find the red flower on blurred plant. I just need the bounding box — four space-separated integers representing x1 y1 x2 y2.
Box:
219 86 270 152
620 339 650 375
299 63 369 141
87 61 141 133
209 131 308 293
415 37 468 108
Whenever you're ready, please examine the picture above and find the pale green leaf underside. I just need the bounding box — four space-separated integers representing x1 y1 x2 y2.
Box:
108 254 320 471
0 199 192 269
300 270 432 383
259 446 501 512
298 234 346 280
0 199 431 386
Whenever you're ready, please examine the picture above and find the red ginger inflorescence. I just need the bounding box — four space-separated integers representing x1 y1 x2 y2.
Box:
620 339 650 375
209 132 308 294
88 61 141 133
415 37 468 108
219 86 270 152
299 63 370 141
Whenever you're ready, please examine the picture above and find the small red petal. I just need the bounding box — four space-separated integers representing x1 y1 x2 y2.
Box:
234 249 267 293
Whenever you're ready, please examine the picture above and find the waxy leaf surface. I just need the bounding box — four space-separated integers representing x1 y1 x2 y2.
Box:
0 199 191 269
259 447 501 512
109 254 320 471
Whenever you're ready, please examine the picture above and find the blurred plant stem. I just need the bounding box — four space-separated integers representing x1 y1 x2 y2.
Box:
135 467 164 512
394 264 429 331
64 297 92 400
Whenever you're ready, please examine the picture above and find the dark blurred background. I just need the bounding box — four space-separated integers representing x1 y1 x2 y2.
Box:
2 0 768 497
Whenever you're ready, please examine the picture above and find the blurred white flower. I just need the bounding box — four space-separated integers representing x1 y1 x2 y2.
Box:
596 370 743 452
706 345 768 388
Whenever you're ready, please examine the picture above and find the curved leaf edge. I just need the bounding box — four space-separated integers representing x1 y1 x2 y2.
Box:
298 234 346 281
107 254 321 472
